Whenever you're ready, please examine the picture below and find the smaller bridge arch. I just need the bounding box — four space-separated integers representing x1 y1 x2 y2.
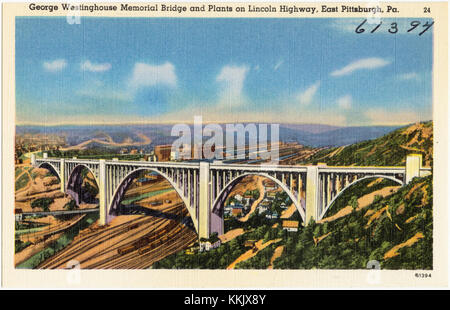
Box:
319 174 403 220
107 167 198 234
66 164 100 206
37 162 61 180
210 172 305 235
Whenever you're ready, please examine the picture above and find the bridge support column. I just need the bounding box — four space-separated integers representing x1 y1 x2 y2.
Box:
98 159 107 226
405 154 422 184
305 166 319 225
297 174 302 207
31 154 36 167
60 158 65 193
198 162 210 239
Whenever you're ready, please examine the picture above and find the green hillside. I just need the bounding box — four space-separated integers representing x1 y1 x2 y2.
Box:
274 174 432 269
303 121 433 167
153 174 432 270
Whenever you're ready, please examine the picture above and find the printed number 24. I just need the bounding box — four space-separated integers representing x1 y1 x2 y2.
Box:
424 7 431 13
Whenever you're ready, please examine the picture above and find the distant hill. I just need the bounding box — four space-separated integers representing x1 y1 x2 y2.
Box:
16 123 401 149
302 121 433 167
279 125 400 147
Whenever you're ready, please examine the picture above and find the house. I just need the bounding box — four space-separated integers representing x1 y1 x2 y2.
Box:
243 193 254 206
243 193 254 199
244 240 257 248
266 191 277 200
232 208 243 217
234 194 243 202
224 205 233 217
263 179 277 191
282 220 299 232
199 237 221 252
199 233 222 252
266 211 279 219
258 201 271 214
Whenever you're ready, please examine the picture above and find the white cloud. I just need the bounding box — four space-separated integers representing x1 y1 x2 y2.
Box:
274 60 284 71
216 65 249 106
337 95 352 109
43 59 67 72
398 72 420 81
365 108 422 125
77 88 132 102
330 58 390 77
128 62 177 89
296 82 320 106
81 60 111 72
329 19 360 33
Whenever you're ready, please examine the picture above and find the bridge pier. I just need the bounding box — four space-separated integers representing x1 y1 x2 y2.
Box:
305 166 319 225
98 159 107 226
60 158 65 193
405 154 422 184
198 162 210 239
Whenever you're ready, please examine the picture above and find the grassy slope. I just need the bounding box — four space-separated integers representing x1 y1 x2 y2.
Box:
274 175 432 269
153 174 432 270
303 121 433 167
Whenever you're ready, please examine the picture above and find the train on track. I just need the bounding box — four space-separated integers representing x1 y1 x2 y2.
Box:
117 221 181 256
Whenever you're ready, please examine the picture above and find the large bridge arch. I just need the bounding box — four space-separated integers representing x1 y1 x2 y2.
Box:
319 174 403 220
37 162 61 180
107 167 198 234
210 172 305 235
66 164 100 205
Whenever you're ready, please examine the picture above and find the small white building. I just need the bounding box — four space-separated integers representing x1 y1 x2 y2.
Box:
282 220 299 232
266 211 279 219
199 240 221 252
258 204 269 214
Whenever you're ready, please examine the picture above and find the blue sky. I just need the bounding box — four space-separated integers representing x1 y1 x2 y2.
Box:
16 17 433 126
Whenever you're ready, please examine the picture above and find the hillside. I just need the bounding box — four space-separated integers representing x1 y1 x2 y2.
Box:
302 121 433 167
15 165 98 212
153 174 432 270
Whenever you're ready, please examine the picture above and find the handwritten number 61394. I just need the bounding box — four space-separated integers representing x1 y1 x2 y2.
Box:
355 19 434 36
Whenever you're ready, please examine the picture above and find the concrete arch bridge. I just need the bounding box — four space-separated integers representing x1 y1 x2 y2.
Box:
32 154 430 239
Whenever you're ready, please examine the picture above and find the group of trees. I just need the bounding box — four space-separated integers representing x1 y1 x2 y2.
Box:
304 121 432 167
63 200 78 211
31 198 54 212
273 175 433 270
155 173 433 271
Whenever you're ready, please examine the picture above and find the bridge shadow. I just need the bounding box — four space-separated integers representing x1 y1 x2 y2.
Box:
118 204 196 232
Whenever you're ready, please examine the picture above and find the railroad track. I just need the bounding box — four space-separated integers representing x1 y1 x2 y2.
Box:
39 212 193 269
38 216 153 268
83 219 178 269
38 199 194 270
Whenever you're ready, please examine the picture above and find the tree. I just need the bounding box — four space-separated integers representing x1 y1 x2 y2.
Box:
31 198 54 212
349 196 359 211
64 200 78 211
